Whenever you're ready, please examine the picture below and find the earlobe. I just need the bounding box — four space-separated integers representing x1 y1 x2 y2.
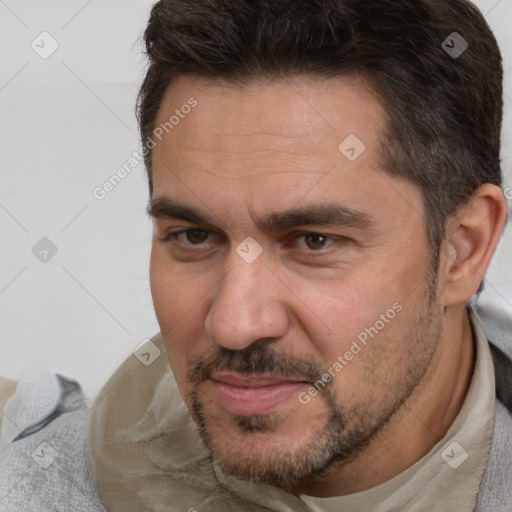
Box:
440 184 507 307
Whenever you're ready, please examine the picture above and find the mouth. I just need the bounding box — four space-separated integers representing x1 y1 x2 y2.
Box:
209 372 310 416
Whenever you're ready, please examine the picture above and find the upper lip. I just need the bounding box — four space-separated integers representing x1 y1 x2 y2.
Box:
210 372 308 388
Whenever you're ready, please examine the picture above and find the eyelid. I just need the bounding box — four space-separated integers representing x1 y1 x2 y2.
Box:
159 227 347 254
293 232 336 249
164 228 217 246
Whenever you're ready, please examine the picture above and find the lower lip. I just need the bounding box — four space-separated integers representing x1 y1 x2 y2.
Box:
209 380 308 416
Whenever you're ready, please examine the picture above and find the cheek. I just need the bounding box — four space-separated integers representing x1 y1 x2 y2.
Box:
277 278 375 368
309 296 411 401
150 246 204 326
149 248 213 373
293 266 415 369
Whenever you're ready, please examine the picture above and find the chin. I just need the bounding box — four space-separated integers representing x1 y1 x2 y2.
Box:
191 398 351 487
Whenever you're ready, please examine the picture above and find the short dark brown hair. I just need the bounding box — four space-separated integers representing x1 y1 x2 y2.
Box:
137 0 503 257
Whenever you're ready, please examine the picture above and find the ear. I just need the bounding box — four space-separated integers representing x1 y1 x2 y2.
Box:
439 184 507 306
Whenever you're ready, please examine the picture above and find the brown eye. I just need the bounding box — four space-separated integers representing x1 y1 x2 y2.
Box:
185 230 210 244
303 234 331 251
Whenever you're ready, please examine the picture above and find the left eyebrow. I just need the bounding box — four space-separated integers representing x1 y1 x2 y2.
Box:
147 197 375 232
256 204 375 232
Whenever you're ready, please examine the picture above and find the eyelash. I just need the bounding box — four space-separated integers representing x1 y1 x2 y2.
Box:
159 229 344 256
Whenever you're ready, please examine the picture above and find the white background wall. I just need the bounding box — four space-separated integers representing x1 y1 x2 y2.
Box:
1 0 512 398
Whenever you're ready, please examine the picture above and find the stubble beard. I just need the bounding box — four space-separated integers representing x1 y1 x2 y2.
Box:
185 283 443 490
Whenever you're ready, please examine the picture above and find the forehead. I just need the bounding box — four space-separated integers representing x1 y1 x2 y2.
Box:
150 74 424 232
153 74 383 163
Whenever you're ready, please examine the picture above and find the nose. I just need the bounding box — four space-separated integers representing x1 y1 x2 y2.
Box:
204 255 290 351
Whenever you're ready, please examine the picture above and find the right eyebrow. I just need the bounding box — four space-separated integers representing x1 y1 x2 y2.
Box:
148 197 215 226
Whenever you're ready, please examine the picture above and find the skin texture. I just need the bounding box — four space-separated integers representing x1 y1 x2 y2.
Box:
148 75 507 497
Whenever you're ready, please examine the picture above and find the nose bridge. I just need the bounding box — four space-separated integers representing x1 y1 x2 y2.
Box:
204 254 289 351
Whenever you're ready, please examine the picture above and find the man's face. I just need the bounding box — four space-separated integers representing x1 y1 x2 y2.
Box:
149 75 444 487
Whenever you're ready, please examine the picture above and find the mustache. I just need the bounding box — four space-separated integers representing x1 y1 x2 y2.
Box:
186 342 328 386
